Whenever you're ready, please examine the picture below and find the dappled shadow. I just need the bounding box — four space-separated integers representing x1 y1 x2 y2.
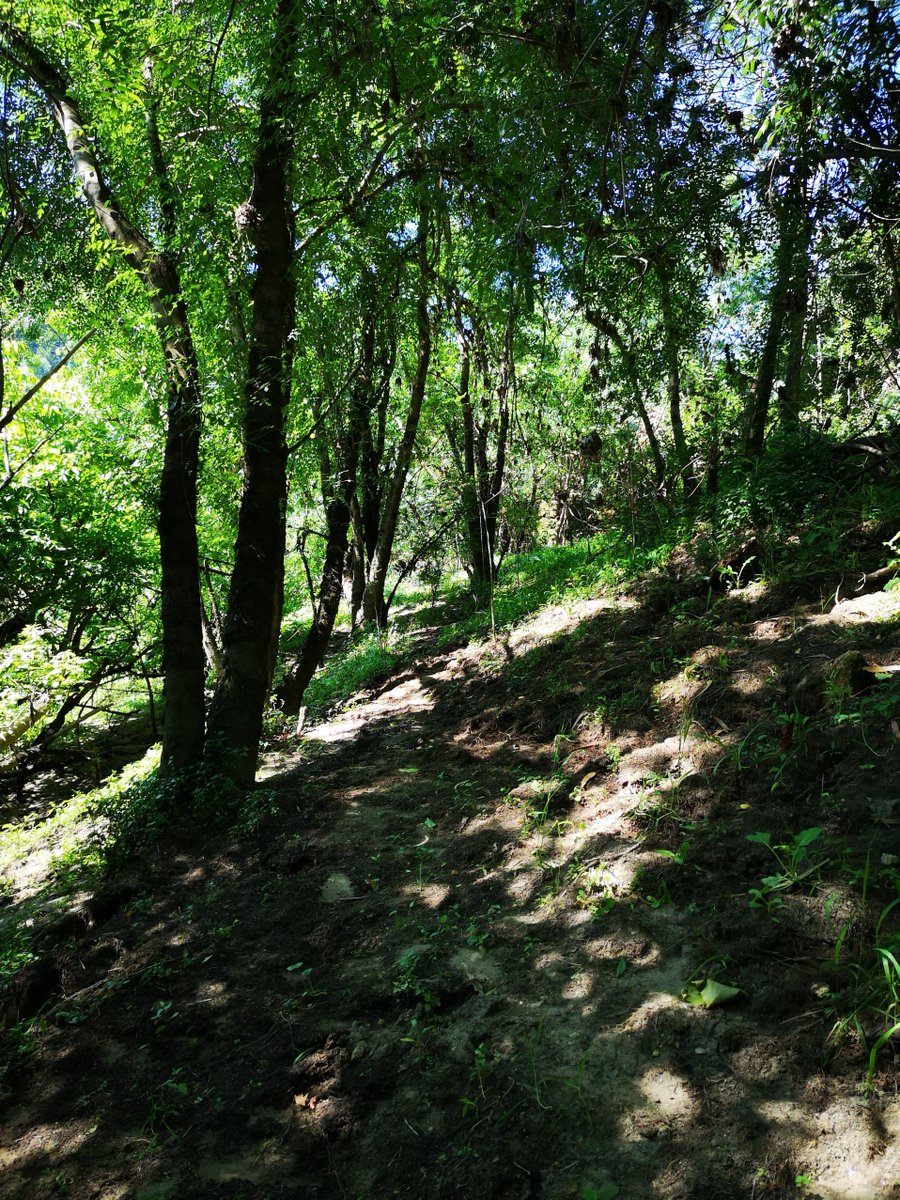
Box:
2 574 900 1199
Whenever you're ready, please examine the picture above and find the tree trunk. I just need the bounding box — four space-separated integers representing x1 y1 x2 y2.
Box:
588 313 667 492
276 320 371 715
276 497 350 715
3 27 207 774
745 184 805 457
362 194 432 628
779 202 812 424
456 339 490 583
349 498 366 628
657 269 697 497
882 229 900 347
205 0 298 782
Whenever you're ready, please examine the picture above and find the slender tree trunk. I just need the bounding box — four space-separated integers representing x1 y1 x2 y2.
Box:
746 183 805 457
745 283 787 458
456 339 490 583
882 229 900 347
588 314 667 492
206 0 298 782
276 497 350 715
276 321 371 715
363 194 432 628
477 299 515 584
4 28 207 774
779 205 812 424
657 269 697 497
349 497 366 628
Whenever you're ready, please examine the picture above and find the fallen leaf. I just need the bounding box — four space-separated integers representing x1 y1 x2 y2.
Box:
681 978 742 1008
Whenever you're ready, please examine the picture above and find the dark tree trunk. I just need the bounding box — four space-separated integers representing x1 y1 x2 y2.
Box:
779 203 813 424
349 497 366 628
588 313 667 493
452 287 514 589
746 181 806 457
206 0 298 782
657 269 697 497
276 319 371 715
276 497 350 715
363 194 432 628
4 28 207 775
882 229 900 347
456 340 491 583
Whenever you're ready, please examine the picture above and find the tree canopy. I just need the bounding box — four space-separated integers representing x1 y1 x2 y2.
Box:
1 0 898 782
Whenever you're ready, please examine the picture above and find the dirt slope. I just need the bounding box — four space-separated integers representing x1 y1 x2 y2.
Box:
2 578 900 1200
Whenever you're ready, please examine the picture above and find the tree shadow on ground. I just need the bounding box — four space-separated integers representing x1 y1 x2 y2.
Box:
1 576 899 1199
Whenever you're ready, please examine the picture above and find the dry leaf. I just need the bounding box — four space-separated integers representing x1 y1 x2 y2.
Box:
293 1092 318 1109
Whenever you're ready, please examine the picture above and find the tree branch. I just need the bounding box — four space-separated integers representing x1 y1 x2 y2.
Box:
0 329 95 432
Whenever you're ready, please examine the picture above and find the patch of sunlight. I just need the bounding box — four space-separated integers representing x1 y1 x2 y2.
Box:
195 979 229 1008
305 676 436 744
449 946 502 984
0 1118 99 1170
304 713 370 743
758 1099 803 1122
653 673 710 707
399 881 451 907
804 1097 900 1200
503 596 629 658
616 736 700 785
561 970 594 1000
320 871 357 901
725 580 772 607
637 1063 695 1119
0 748 159 902
822 589 900 627
727 666 773 696
619 988 678 1032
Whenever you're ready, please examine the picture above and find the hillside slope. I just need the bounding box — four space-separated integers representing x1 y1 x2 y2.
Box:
2 566 900 1200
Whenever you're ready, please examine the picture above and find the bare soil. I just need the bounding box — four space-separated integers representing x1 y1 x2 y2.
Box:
2 574 900 1200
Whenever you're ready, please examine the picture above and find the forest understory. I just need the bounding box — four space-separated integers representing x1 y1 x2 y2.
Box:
2 533 900 1200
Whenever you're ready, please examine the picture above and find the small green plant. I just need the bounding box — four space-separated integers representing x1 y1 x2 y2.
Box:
828 889 900 1088
746 827 824 908
581 1184 619 1200
285 961 325 1001
575 862 618 918
393 947 440 1012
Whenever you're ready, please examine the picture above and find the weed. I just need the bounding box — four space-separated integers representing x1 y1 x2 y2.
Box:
827 873 900 1087
629 786 689 835
285 962 325 1001
746 827 825 913
574 861 618 918
459 1041 491 1118
393 946 439 1012
582 1184 619 1200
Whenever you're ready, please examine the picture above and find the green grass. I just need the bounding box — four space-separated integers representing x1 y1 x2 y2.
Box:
301 628 408 719
0 749 160 1050
431 530 672 649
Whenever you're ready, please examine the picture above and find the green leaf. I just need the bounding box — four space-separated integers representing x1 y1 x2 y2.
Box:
681 978 741 1008
746 832 772 846
795 827 822 848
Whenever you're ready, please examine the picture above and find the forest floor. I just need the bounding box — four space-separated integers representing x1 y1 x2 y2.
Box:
2 553 900 1200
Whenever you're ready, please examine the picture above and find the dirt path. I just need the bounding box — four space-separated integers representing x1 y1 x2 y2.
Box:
2 585 900 1199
